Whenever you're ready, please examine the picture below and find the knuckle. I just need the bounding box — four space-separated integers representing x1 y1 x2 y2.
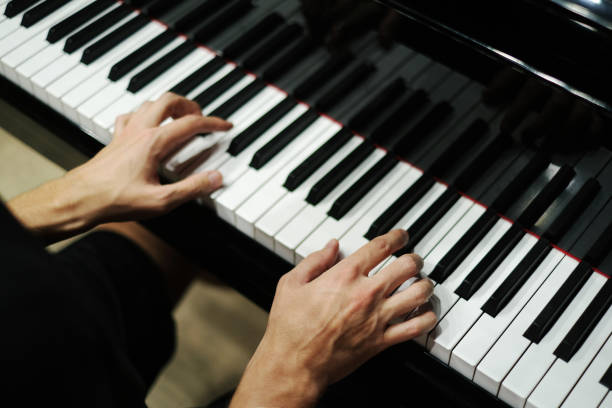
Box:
371 236 392 255
396 254 417 273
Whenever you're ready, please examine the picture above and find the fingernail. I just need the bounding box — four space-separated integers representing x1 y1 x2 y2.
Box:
208 171 222 188
409 253 424 270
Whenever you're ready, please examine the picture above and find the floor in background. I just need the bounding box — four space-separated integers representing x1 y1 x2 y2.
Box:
0 127 269 408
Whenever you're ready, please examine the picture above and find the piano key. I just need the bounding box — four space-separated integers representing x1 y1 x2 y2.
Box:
555 276 612 361
483 178 601 317
529 282 611 408
81 14 149 65
562 336 612 407
369 89 429 145
46 0 110 43
242 22 302 70
499 272 605 407
49 21 164 116
208 78 266 119
107 30 174 81
254 135 365 249
4 0 40 18
584 220 612 267
222 12 283 59
21 0 69 28
602 364 612 390
347 77 406 132
315 62 376 112
250 109 319 170
262 35 315 82
191 0 253 44
63 3 129 53
165 87 287 178
168 56 224 96
602 393 612 408
0 14 22 40
169 0 225 31
473 254 579 394
293 52 353 100
193 67 244 109
392 101 454 155
283 127 352 191
328 154 398 220
227 97 296 156
275 148 387 263
140 0 176 17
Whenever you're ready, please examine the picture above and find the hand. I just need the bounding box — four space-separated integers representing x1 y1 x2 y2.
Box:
7 93 232 242
231 230 436 407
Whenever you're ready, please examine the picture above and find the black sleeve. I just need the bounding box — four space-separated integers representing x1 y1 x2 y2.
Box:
0 203 175 407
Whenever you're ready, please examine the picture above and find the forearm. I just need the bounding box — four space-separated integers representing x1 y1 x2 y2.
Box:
6 170 102 243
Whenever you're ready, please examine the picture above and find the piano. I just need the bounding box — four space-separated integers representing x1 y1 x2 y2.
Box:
1 0 611 406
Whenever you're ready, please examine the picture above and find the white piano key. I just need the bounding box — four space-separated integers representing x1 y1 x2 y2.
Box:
473 255 579 395
562 336 612 407
337 167 421 258
0 0 84 62
91 48 212 135
0 11 23 40
499 273 604 408
413 283 457 346
393 182 447 232
527 286 612 408
201 75 255 116
450 248 564 380
233 118 339 237
184 64 235 100
600 392 612 408
274 145 386 264
165 87 286 179
254 137 381 251
77 36 185 131
295 160 410 261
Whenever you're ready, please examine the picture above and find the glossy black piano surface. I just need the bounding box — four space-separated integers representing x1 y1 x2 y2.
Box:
1 0 611 406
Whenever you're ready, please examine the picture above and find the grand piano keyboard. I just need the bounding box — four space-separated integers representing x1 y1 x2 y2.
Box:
1 0 611 407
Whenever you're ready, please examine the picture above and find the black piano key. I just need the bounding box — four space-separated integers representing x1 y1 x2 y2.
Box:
348 78 406 132
482 178 600 316
583 219 612 267
208 79 265 119
63 5 131 54
403 189 461 251
428 210 498 283
542 178 600 242
122 0 150 6
250 109 319 170
223 12 284 59
21 0 67 28
81 14 149 65
554 278 612 361
168 56 224 96
364 175 435 240
141 0 176 17
428 118 489 177
171 0 225 31
283 128 353 191
192 0 253 44
328 154 398 220
127 42 196 93
228 98 297 156
370 89 428 145
46 0 112 43
490 152 550 213
293 52 353 100
523 261 592 343
107 30 174 81
516 165 576 228
455 224 525 299
393 102 454 156
601 364 612 389
243 22 303 71
193 68 244 109
305 142 375 206
262 36 316 82
315 62 376 112
454 133 511 191
482 238 552 317
5 0 40 18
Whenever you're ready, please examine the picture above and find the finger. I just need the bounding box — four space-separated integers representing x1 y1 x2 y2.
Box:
113 113 132 136
294 239 339 284
342 229 408 277
374 253 422 296
157 170 223 210
156 115 233 157
138 93 203 128
381 278 434 322
382 308 437 347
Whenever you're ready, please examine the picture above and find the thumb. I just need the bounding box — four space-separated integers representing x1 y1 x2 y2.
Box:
161 170 223 207
294 239 339 284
